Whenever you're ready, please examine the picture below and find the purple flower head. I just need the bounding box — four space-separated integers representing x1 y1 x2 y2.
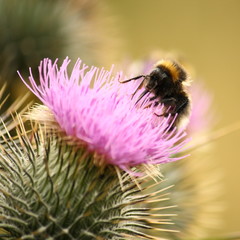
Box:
188 82 214 135
19 57 188 174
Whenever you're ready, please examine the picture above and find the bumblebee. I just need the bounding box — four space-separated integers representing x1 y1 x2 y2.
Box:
120 60 191 129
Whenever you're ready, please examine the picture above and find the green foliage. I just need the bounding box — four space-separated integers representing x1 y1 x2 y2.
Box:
0 0 64 79
0 0 102 85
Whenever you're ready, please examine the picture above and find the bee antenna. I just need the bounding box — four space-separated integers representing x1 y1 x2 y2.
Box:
119 75 146 83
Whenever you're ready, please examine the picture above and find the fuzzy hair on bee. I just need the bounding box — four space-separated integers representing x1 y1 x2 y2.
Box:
120 59 192 130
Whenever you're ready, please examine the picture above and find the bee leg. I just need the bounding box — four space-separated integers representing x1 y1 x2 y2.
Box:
143 100 159 109
154 112 169 117
166 97 190 130
135 89 149 105
170 96 189 115
149 95 158 101
161 97 177 103
154 97 177 117
131 79 145 99
119 75 146 83
153 97 176 116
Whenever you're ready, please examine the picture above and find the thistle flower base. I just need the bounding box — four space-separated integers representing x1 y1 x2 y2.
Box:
0 127 176 240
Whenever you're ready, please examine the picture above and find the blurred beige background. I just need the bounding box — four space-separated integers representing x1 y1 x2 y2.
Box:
104 0 240 235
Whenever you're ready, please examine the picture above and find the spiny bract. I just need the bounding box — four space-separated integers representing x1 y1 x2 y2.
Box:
0 120 177 240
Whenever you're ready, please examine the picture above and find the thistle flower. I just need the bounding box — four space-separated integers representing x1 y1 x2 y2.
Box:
19 57 188 175
0 58 189 239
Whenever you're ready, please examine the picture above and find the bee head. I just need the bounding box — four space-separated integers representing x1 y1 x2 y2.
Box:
145 65 174 91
